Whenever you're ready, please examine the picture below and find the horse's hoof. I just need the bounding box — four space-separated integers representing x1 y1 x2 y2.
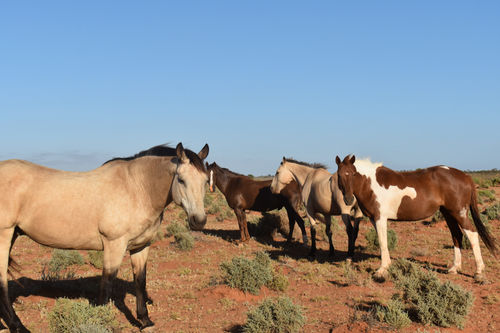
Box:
345 257 352 264
141 326 155 333
140 319 155 332
447 267 459 275
373 269 388 282
474 273 486 284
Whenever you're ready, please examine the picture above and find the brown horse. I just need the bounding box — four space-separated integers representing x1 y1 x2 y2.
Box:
270 158 363 259
335 154 498 281
0 143 209 331
206 162 308 244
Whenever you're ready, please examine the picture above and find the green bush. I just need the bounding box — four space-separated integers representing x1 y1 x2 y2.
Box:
88 251 103 270
48 298 116 333
220 252 287 295
243 296 305 333
365 228 397 251
49 250 85 273
388 259 474 329
483 203 500 221
166 221 194 250
174 231 195 251
166 221 188 237
478 189 495 202
375 298 411 329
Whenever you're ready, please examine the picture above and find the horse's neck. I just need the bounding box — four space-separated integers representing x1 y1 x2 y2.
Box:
214 168 234 195
287 163 316 189
132 158 176 210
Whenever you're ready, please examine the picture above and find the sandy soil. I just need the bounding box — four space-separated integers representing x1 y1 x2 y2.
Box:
4 186 500 332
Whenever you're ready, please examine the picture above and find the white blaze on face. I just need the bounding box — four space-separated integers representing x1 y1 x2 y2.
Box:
354 158 417 219
209 170 214 189
439 166 450 170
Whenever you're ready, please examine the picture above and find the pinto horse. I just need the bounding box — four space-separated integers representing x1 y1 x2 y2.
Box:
0 143 209 331
270 158 363 258
335 155 498 281
206 162 308 244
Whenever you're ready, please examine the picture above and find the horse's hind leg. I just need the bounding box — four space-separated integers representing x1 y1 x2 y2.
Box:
451 208 485 279
0 227 27 331
441 208 464 274
323 215 335 258
99 238 127 304
234 208 250 243
130 246 154 329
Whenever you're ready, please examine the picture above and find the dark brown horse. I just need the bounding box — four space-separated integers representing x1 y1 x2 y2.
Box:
336 154 498 281
206 162 308 244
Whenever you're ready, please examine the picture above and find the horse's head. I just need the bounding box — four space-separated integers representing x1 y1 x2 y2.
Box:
335 154 356 206
270 157 294 194
172 143 209 231
205 162 218 193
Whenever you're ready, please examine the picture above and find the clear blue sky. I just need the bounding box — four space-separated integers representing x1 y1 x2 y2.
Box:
1 1 499 175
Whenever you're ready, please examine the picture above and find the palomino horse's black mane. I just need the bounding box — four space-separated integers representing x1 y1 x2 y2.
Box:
284 158 327 170
105 144 206 172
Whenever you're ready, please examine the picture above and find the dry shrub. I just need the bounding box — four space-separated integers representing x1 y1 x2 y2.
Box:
243 296 305 333
388 259 474 329
48 298 116 333
365 228 397 251
220 252 288 295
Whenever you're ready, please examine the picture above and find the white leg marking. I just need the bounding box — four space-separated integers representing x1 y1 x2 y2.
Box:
464 229 485 275
448 246 462 274
374 217 391 278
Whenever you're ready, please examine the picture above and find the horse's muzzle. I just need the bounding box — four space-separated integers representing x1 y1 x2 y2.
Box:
188 214 207 231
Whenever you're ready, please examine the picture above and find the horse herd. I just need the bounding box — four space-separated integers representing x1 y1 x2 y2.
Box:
0 143 497 331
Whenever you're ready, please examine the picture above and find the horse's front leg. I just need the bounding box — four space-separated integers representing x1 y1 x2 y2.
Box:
0 227 28 332
372 217 391 281
340 213 355 259
99 238 127 304
130 246 154 330
284 204 308 245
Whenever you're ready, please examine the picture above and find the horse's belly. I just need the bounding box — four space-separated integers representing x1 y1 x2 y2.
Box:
20 221 103 250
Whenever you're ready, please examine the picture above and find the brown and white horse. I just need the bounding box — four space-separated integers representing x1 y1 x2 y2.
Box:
335 155 498 281
271 158 363 259
0 143 209 331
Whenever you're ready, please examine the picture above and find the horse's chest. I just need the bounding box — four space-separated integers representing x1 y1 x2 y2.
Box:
128 215 162 249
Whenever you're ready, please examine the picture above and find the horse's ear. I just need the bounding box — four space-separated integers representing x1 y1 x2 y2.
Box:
205 162 209 168
282 156 286 163
349 155 356 164
335 156 341 165
176 142 189 164
198 144 209 160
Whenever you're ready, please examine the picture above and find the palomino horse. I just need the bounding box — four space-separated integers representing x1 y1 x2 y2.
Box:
0 143 209 331
270 158 363 258
335 155 498 281
206 162 308 244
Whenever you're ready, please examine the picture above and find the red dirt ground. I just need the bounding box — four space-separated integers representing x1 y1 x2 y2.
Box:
4 186 500 332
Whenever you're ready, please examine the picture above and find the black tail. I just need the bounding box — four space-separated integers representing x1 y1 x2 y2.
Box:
470 186 498 257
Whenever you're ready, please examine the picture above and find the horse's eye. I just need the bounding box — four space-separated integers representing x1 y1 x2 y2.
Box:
178 178 185 185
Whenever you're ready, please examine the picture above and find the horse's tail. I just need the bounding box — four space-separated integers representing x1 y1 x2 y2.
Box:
470 184 498 257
